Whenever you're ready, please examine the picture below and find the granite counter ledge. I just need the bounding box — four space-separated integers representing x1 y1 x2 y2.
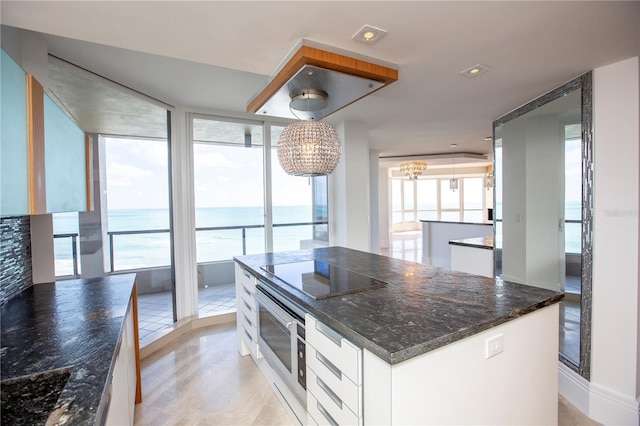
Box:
1 274 138 425
449 235 494 250
234 246 563 365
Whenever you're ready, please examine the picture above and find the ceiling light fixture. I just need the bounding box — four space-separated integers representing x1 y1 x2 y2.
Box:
450 144 459 191
247 44 397 120
353 25 387 44
460 64 490 77
484 171 494 190
249 43 397 177
276 89 342 177
277 120 342 177
399 161 427 181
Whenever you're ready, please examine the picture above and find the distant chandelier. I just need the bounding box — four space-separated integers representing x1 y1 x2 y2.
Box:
449 143 459 191
399 161 427 180
277 120 342 177
483 172 494 189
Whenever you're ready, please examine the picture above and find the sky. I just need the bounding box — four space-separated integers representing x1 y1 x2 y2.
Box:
104 137 312 210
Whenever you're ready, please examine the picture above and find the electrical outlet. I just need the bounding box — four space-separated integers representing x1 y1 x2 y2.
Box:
485 334 504 359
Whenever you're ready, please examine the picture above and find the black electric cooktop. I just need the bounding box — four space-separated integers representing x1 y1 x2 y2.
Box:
261 260 387 300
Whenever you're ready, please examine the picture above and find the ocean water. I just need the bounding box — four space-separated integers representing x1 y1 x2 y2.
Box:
494 201 582 253
53 206 319 275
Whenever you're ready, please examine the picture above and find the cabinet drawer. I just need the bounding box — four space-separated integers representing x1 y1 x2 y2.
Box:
306 314 362 385
307 345 361 416
237 266 256 290
240 325 259 359
307 382 360 426
241 312 258 341
238 295 254 320
239 286 257 312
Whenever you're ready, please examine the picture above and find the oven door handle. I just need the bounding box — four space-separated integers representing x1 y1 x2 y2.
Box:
255 291 294 329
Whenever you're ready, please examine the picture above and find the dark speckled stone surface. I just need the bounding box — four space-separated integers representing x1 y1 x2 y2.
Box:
449 236 494 250
1 274 136 425
235 247 562 365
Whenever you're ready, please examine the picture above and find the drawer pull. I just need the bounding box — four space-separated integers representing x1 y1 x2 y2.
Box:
317 376 342 409
244 329 253 343
316 321 342 347
243 286 252 296
242 269 251 279
316 351 342 380
243 313 253 328
317 401 339 426
243 300 253 312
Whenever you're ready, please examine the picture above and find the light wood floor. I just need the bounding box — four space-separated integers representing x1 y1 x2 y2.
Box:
134 322 599 426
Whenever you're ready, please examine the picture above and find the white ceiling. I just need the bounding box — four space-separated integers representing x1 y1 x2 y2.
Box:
1 1 638 158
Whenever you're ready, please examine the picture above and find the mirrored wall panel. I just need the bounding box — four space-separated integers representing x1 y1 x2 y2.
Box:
494 73 592 379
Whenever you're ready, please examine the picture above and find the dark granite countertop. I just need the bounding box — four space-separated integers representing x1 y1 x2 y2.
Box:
420 219 493 225
449 236 494 250
234 247 562 365
1 274 136 425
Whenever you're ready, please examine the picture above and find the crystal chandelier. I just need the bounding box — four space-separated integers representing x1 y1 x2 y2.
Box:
277 120 342 177
399 161 427 180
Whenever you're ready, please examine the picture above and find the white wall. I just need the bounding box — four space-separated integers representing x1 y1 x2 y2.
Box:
589 56 639 425
561 56 640 426
378 167 390 250
329 121 371 252
369 150 380 253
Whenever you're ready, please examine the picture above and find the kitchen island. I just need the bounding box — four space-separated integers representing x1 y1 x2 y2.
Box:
421 219 493 268
0 275 140 425
234 246 563 425
450 236 494 277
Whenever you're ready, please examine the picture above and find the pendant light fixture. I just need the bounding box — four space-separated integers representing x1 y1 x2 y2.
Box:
277 90 342 177
247 43 398 177
399 161 427 180
449 144 459 191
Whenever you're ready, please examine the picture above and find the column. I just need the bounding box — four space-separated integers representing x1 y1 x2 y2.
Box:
329 121 371 252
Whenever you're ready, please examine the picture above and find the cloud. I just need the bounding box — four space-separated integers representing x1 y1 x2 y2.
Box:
193 149 234 169
107 162 154 186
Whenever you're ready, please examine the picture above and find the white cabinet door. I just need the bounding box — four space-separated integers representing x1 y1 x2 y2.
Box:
105 302 136 426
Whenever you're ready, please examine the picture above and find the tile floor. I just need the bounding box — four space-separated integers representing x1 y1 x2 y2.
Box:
137 284 235 342
134 322 600 426
380 230 423 262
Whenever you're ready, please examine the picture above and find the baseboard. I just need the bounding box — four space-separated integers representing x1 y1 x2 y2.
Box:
558 361 590 415
589 382 640 425
140 311 236 359
559 362 640 425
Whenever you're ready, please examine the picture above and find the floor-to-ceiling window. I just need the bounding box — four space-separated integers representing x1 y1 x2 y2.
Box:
189 119 330 318
192 116 265 317
270 125 328 252
391 174 487 232
104 136 175 341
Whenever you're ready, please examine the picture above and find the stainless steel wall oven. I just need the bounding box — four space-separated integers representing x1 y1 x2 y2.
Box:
255 282 307 406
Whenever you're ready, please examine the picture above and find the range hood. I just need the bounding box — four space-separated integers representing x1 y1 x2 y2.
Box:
247 43 398 120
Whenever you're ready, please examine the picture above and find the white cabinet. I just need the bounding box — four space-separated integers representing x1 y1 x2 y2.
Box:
362 304 559 425
450 244 493 278
235 264 260 360
305 314 362 426
105 297 138 426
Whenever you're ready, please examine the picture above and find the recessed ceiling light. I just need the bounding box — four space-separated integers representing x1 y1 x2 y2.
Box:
460 64 490 77
353 25 387 44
